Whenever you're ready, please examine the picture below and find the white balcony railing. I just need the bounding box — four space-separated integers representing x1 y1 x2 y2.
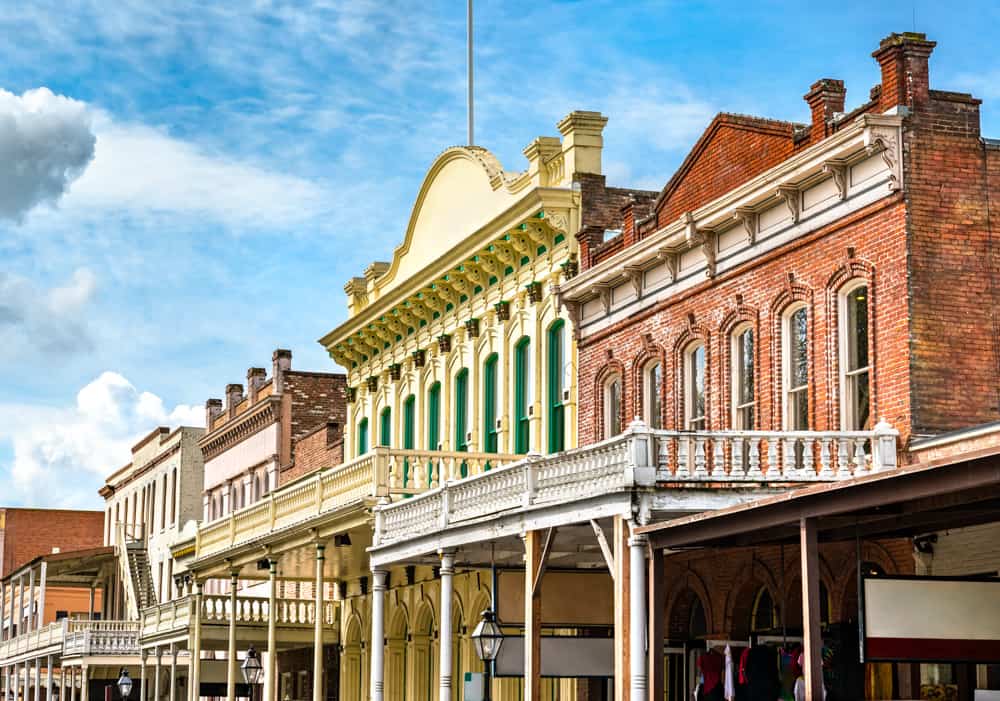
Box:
141 594 337 640
0 622 64 662
196 447 518 559
373 420 899 547
62 620 140 657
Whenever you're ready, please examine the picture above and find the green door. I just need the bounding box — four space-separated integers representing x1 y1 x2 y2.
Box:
454 369 469 477
379 407 391 447
483 354 498 455
403 395 416 490
427 382 441 485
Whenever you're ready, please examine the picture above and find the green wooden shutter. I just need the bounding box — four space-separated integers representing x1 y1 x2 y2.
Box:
547 320 565 453
427 382 441 487
357 418 368 456
483 354 498 455
379 407 391 447
455 369 469 477
403 396 416 449
515 337 530 454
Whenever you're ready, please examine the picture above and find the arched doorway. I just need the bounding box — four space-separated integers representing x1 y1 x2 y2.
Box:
341 616 365 701
386 609 409 701
409 601 438 701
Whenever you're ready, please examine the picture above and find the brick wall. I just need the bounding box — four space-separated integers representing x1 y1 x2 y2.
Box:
904 89 1000 436
279 371 347 484
577 197 912 446
0 509 104 577
575 174 658 268
289 422 345 480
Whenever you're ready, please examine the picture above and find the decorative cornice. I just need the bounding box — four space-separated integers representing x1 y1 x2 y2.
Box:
560 113 904 304
199 396 281 462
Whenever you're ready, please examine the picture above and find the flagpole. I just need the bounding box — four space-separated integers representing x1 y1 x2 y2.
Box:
467 0 474 146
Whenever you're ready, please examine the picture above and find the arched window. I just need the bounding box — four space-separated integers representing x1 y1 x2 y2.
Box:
731 325 755 429
253 475 261 503
783 304 809 430
357 417 369 456
230 483 238 513
379 407 392 447
685 343 706 430
514 338 531 453
604 375 623 438
547 321 566 452
751 587 777 632
643 360 663 429
689 597 707 638
840 282 871 430
454 369 469 452
427 382 441 450
482 355 499 453
170 468 177 526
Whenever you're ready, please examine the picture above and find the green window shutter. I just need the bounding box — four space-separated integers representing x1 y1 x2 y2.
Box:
483 354 498 455
357 418 368 456
403 395 416 449
379 407 391 447
454 369 469 452
515 337 530 454
547 320 565 453
427 382 441 450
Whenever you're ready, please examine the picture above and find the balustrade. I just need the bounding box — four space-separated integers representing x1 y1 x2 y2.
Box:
374 421 899 547
63 620 140 656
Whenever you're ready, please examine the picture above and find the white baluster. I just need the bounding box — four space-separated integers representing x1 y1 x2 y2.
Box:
656 433 669 478
783 438 797 477
819 438 835 479
747 437 762 480
767 437 778 478
676 435 689 478
711 437 725 477
837 438 850 476
802 436 815 477
693 437 707 478
731 436 745 479
853 439 869 476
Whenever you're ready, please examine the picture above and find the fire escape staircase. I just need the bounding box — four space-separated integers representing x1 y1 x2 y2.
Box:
116 523 157 619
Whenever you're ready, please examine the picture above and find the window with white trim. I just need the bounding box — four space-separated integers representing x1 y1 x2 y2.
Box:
841 282 871 430
685 343 706 430
604 375 623 438
643 361 663 429
731 325 755 430
783 304 809 430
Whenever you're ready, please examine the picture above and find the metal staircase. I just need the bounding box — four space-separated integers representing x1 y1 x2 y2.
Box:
116 523 157 618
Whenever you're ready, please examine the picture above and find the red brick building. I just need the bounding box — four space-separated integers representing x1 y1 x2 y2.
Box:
559 32 999 700
0 509 104 578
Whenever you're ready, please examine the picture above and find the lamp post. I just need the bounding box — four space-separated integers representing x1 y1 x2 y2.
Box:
116 670 132 701
470 610 503 701
241 646 263 701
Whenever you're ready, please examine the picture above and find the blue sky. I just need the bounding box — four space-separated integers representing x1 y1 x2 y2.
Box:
1 0 998 508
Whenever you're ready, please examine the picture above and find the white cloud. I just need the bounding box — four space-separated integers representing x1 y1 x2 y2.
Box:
0 267 100 359
61 110 332 229
0 372 204 508
0 87 96 222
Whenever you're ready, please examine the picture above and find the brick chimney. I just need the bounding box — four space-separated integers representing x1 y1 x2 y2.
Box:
247 367 267 402
872 32 936 113
804 79 846 143
273 349 292 393
205 398 223 428
226 383 244 417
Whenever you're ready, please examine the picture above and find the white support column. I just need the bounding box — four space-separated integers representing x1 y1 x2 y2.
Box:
79 666 88 701
33 657 40 701
45 656 52 701
1 579 6 640
70 667 77 701
369 569 387 701
88 587 95 621
629 534 648 701
37 565 47 633
155 648 162 701
140 651 147 701
27 570 35 634
18 574 26 635
438 551 455 701
169 645 177 701
226 573 238 701
264 561 277 701
190 582 202 701
312 544 325 701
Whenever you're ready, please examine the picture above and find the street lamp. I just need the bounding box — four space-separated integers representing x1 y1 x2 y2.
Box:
241 645 263 701
117 670 133 700
470 610 504 701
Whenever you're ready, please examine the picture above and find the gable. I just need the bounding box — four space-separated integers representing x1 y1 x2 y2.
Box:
377 147 524 296
655 114 799 227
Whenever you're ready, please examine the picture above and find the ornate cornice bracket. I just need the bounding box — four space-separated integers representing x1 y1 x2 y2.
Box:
864 122 902 192
776 186 801 224
822 160 849 201
734 207 758 246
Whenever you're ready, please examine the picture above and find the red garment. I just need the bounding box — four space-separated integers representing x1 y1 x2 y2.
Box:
739 647 751 685
699 649 725 693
